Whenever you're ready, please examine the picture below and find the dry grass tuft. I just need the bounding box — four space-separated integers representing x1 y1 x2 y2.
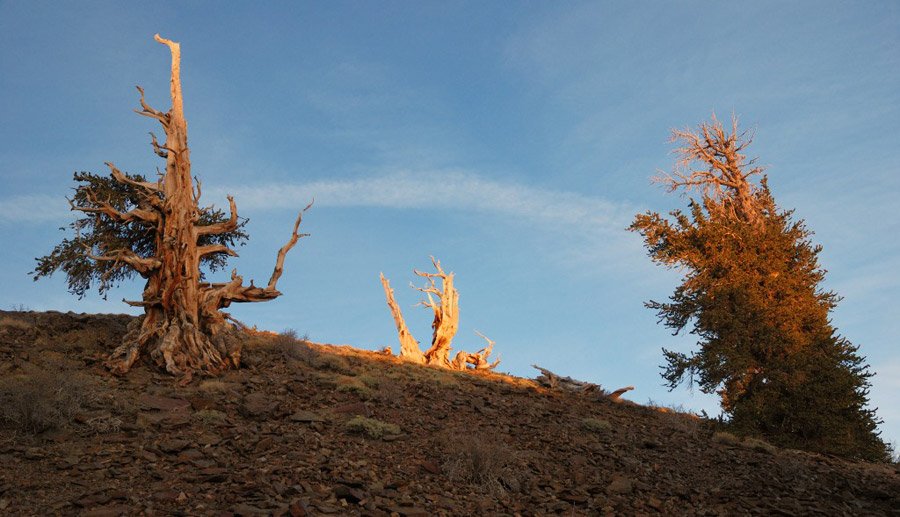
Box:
0 370 93 434
0 315 32 331
712 431 741 445
83 414 123 435
443 435 522 495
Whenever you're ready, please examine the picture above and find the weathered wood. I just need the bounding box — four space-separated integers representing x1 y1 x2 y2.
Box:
380 258 499 372
655 114 763 226
414 257 459 368
100 34 308 380
380 273 424 363
532 365 633 402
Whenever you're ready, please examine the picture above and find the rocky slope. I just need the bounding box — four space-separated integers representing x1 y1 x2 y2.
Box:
0 310 898 516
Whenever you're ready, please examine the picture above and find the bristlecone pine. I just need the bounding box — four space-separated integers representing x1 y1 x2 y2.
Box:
380 257 499 370
35 35 309 381
629 115 889 461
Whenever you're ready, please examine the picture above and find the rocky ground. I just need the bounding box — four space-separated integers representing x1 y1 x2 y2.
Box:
0 310 898 516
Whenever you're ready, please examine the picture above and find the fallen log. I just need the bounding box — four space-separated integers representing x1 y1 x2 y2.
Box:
532 365 634 402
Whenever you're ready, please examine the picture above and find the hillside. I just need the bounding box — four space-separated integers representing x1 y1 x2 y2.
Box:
0 310 898 516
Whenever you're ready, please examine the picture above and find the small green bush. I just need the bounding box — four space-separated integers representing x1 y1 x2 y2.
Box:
312 353 352 373
344 415 400 439
335 377 372 398
581 417 612 433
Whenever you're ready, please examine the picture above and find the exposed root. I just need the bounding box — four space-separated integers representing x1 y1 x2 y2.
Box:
105 312 242 378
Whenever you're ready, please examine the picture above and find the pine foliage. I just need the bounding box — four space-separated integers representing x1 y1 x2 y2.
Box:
630 117 889 461
33 171 248 298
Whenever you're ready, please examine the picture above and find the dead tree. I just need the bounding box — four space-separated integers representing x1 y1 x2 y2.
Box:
380 257 499 371
654 114 764 225
35 35 308 380
379 273 424 363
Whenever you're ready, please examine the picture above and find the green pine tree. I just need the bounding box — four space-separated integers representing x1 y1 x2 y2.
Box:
630 116 889 461
33 171 249 299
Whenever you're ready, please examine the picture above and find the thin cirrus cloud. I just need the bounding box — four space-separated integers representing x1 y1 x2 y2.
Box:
209 169 636 235
0 194 72 224
0 170 636 233
0 170 643 271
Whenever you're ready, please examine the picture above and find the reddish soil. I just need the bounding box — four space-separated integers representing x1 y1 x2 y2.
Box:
0 310 898 516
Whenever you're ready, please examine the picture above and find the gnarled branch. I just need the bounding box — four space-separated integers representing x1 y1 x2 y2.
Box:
196 195 239 236
106 162 162 195
69 193 159 225
266 201 312 290
87 248 161 274
198 244 238 258
133 85 168 124
653 114 763 225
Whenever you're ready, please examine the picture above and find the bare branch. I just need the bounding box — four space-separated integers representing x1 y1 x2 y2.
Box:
196 195 239 236
655 114 763 224
266 201 313 290
198 244 239 258
87 248 161 274
193 177 202 205
133 85 168 124
123 298 160 307
106 162 161 194
69 192 159 225
148 132 173 158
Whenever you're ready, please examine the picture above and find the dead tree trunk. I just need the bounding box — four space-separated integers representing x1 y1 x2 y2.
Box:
93 35 308 380
414 258 460 368
379 257 499 371
380 273 424 363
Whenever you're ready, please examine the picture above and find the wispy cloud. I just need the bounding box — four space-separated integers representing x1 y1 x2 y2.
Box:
0 169 637 243
0 194 72 224
208 169 636 236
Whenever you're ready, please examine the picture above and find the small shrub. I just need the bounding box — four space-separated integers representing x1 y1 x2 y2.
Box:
743 437 777 454
312 353 352 373
267 329 314 357
712 431 741 445
581 417 612 433
344 415 401 439
335 377 372 398
0 316 32 331
357 374 381 389
443 435 520 495
0 370 91 434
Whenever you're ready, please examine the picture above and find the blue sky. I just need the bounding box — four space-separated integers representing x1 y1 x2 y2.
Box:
1 2 898 448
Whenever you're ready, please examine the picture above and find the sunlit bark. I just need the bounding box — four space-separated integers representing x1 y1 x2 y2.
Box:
380 257 499 371
68 35 309 380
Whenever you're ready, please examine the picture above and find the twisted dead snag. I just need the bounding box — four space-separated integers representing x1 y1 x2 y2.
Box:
380 257 500 371
88 34 310 380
